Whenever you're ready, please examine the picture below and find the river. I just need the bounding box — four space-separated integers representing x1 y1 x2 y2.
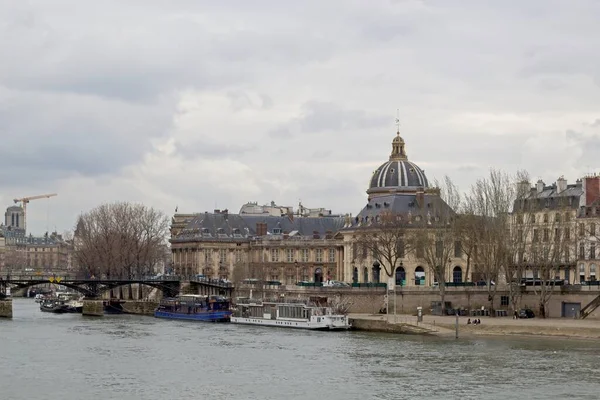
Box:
2 299 600 400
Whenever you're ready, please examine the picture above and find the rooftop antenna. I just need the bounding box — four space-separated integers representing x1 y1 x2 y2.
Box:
395 108 400 135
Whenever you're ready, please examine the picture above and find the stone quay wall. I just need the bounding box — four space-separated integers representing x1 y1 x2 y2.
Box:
235 284 600 319
0 299 13 318
122 300 159 316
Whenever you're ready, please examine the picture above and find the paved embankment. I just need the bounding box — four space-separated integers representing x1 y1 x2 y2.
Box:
370 313 600 339
348 313 454 336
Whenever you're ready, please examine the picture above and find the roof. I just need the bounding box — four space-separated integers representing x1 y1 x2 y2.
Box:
171 212 345 242
514 183 583 211
368 160 429 193
349 193 454 228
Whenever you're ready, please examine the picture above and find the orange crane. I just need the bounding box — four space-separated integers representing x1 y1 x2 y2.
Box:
13 193 58 232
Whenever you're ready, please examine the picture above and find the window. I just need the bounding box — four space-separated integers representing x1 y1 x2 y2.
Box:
273 228 282 234
565 212 571 221
580 223 585 237
591 243 596 260
235 249 243 263
565 228 570 240
517 230 523 242
286 249 295 263
271 249 279 262
328 249 335 263
454 241 462 258
315 249 323 262
301 267 309 282
592 223 597 236
543 214 549 223
555 213 561 223
301 249 309 262
352 243 357 260
533 229 539 242
543 228 549 242
579 263 586 283
517 214 523 224
435 240 443 258
219 249 227 263
417 243 424 258
204 249 211 262
580 243 585 259
500 296 509 306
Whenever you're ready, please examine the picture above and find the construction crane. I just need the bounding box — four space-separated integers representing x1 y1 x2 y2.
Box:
13 193 58 232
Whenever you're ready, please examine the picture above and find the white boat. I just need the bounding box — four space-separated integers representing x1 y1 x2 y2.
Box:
231 298 351 330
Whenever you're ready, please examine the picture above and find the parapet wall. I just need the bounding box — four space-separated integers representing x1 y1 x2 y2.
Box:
235 285 600 319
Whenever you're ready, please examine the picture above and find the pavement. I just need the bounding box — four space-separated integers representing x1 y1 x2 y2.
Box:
348 312 600 339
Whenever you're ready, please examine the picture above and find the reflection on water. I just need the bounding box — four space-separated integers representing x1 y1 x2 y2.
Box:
2 299 600 400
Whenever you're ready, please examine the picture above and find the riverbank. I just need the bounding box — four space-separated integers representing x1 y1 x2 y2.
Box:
348 313 600 339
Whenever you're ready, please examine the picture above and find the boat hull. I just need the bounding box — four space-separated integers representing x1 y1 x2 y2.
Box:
154 310 231 322
230 316 351 330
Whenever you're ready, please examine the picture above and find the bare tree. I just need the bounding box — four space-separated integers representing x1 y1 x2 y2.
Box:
74 202 170 287
355 212 409 282
504 170 533 313
464 169 515 315
410 194 457 312
510 175 576 318
3 248 28 274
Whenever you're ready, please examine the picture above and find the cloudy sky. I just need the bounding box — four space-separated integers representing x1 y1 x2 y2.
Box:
1 0 599 235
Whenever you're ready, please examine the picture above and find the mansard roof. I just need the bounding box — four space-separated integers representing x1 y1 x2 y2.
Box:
171 212 345 242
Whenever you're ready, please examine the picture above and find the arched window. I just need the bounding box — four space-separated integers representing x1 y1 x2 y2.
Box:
591 264 597 282
415 266 425 286
363 267 369 283
372 262 381 284
352 267 358 284
453 266 463 283
395 266 406 286
579 263 586 283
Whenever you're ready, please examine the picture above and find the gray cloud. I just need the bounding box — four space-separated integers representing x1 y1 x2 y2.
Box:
0 0 599 234
269 102 389 138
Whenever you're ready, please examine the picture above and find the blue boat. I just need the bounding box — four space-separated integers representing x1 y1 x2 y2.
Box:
154 294 232 322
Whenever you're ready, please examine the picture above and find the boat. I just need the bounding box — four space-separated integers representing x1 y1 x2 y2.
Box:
40 298 80 313
39 293 83 313
154 294 232 322
230 298 351 330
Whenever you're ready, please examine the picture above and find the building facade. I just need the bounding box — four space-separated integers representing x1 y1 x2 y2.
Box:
170 130 469 287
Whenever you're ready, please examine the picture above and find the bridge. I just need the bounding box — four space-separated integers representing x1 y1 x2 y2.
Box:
0 275 235 317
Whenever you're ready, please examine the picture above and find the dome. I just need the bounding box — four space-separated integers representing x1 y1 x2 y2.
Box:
367 131 429 195
369 160 429 191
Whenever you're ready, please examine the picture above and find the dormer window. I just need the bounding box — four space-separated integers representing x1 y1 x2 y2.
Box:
273 228 282 235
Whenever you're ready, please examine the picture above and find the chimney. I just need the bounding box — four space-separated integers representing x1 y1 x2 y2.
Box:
255 222 267 236
536 180 544 193
557 176 567 194
584 176 600 206
415 188 425 208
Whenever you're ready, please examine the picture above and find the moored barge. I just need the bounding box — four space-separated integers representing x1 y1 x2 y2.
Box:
154 294 232 322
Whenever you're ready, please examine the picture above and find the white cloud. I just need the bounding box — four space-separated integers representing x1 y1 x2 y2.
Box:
1 0 599 234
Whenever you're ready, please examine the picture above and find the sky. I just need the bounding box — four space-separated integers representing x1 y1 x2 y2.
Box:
1 0 599 236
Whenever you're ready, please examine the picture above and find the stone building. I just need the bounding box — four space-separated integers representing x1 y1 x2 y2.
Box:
1 230 74 274
339 131 468 288
170 129 468 287
170 208 344 282
511 175 600 284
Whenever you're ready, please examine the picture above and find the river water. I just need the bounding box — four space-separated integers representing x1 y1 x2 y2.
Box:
2 299 600 400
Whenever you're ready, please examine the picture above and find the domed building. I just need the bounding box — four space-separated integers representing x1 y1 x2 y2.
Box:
367 132 429 199
340 128 467 289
